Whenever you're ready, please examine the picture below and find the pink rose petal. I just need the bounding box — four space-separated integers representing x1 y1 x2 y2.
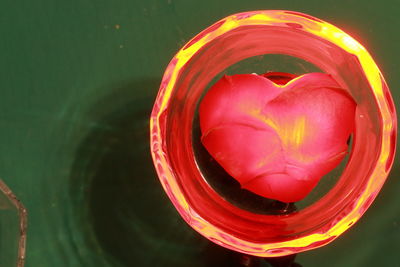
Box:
199 74 281 133
202 124 284 185
199 72 356 202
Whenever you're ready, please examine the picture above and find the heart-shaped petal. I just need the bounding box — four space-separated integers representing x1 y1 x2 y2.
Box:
199 72 356 203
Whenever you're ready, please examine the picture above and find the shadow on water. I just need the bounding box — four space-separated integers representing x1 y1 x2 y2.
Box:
68 78 262 267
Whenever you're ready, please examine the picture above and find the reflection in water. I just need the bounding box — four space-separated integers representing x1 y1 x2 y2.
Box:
68 78 279 266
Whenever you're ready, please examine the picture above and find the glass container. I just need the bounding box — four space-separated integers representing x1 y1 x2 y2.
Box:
150 10 397 257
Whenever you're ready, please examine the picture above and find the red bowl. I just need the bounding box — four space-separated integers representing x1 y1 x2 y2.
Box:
150 10 397 257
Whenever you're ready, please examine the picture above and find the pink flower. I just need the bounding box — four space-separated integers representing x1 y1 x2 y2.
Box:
199 72 356 203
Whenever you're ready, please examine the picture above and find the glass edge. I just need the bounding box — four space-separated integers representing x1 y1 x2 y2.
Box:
0 179 27 267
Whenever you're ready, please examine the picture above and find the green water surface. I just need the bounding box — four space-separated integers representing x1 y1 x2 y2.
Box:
0 0 399 266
